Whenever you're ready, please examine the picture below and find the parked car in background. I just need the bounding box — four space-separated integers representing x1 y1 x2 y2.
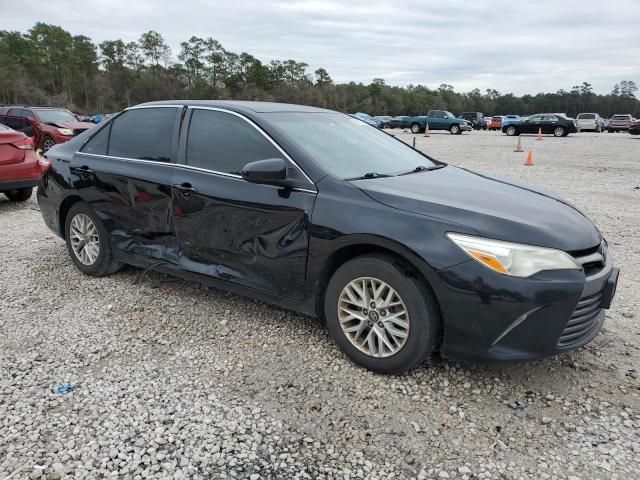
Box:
0 106 95 152
373 116 392 128
37 100 618 373
387 116 411 129
576 113 605 132
629 119 640 135
608 114 634 132
488 116 503 131
502 114 578 137
352 112 382 128
406 110 472 134
459 112 487 130
0 123 49 201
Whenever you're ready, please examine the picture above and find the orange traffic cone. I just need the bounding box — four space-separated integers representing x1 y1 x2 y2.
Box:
514 136 523 152
523 151 534 166
423 123 430 137
536 127 543 141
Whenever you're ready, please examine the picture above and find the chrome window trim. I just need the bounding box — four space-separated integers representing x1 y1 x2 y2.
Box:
124 104 183 110
184 106 316 189
76 152 317 194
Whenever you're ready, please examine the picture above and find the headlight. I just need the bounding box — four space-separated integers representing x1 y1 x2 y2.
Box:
446 233 580 277
57 128 73 136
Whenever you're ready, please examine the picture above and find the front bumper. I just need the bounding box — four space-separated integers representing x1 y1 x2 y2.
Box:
430 251 618 362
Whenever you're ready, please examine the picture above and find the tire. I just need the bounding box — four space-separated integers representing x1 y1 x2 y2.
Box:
608 129 614 133
450 125 460 135
505 126 517 136
64 202 122 276
4 187 32 202
324 254 440 373
553 126 566 137
410 123 421 134
40 136 56 152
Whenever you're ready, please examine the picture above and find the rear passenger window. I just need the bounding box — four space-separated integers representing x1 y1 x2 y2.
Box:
81 124 111 155
186 109 282 175
108 108 176 161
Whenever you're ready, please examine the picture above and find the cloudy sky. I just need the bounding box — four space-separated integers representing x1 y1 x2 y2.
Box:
3 0 638 95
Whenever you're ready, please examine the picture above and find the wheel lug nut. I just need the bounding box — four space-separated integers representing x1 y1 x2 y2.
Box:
377 321 384 328
363 309 368 315
370 302 376 309
380 310 387 316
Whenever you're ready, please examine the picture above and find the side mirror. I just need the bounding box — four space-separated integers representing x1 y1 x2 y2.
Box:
241 158 289 186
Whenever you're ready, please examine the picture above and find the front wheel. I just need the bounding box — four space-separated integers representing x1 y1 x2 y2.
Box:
40 136 56 152
450 125 460 135
65 202 122 276
410 123 421 134
324 254 440 373
4 187 32 202
553 126 566 137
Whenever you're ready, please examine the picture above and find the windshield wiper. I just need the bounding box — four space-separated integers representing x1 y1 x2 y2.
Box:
345 172 393 180
399 164 446 175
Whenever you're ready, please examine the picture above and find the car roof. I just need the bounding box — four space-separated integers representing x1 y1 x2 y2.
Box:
135 100 333 114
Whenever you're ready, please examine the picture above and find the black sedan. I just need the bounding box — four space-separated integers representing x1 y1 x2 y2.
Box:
37 101 618 373
502 114 578 137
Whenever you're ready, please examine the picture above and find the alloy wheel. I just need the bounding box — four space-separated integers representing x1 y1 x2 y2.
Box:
42 138 56 151
69 213 100 265
337 277 410 358
554 127 565 137
451 125 460 134
506 126 516 136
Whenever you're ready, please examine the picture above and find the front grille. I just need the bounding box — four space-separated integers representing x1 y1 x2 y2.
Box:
570 241 607 276
73 128 88 136
557 291 603 347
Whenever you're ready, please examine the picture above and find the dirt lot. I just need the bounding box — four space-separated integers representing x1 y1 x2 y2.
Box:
1 130 639 480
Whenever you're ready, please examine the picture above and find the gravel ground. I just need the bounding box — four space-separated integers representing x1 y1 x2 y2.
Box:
1 130 639 480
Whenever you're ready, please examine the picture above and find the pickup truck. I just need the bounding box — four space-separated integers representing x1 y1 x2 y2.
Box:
406 110 472 134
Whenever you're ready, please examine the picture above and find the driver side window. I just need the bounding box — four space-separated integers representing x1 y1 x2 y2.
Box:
186 109 283 175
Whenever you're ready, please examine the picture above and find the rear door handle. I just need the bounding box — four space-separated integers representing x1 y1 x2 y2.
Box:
72 165 94 174
173 182 197 194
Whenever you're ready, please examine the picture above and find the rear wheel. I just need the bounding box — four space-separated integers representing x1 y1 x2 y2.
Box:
553 126 566 137
505 126 517 136
410 123 421 134
324 254 440 373
4 187 32 202
64 202 122 276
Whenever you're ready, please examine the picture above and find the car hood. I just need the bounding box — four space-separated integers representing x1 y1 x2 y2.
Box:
352 166 601 251
49 121 94 130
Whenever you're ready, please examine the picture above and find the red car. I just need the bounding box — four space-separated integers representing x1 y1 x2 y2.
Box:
0 106 94 152
488 116 503 131
0 122 50 202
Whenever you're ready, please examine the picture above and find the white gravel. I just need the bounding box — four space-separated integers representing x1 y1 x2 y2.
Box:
1 130 639 479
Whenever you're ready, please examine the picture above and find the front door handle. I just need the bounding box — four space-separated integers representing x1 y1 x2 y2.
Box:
173 182 197 194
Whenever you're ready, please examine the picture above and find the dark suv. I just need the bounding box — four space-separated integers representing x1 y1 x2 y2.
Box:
0 106 94 152
460 112 487 130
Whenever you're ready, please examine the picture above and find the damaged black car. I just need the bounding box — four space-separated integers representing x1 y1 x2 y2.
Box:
37 101 619 373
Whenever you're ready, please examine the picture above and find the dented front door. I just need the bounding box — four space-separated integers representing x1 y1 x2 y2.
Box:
171 170 315 300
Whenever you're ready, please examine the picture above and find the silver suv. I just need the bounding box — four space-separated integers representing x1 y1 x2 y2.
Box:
608 114 634 132
576 113 604 132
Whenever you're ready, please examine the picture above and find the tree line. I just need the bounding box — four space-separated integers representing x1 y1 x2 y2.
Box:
1 23 638 118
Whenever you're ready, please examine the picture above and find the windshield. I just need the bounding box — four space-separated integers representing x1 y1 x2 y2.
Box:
267 112 438 179
36 109 77 124
578 114 595 119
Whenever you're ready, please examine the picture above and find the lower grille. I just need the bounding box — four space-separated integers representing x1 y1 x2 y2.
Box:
558 291 603 347
73 128 88 136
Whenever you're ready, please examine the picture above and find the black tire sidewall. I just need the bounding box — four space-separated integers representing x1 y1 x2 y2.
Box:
324 255 438 373
64 202 115 276
5 187 32 202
